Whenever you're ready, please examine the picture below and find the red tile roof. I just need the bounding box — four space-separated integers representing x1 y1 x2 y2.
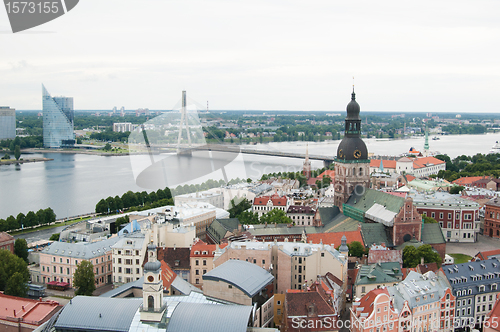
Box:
307 230 364 247
486 296 500 331
160 260 177 289
253 195 288 206
475 249 500 261
385 192 407 198
370 160 397 169
452 176 486 186
318 170 336 179
406 174 416 182
412 156 445 169
285 290 335 317
368 249 402 264
0 232 14 243
356 288 389 316
190 239 228 257
0 293 61 325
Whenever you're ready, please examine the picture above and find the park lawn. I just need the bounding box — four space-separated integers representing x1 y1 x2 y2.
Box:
448 253 473 264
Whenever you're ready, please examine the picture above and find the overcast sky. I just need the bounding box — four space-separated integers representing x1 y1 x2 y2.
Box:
1 0 500 112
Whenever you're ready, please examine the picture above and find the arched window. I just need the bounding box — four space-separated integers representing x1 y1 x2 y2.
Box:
359 167 363 176
148 295 154 309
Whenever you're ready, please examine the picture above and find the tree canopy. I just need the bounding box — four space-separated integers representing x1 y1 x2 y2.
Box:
0 250 29 294
260 209 292 225
73 260 96 296
402 244 442 268
14 238 29 263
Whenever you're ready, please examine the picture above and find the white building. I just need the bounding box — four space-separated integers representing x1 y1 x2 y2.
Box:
113 122 138 132
112 232 149 285
175 190 224 209
396 156 446 178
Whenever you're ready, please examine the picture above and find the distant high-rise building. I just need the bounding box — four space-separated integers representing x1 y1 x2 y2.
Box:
42 85 75 148
0 107 16 140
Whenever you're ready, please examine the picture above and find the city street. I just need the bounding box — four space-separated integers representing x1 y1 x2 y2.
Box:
446 234 500 257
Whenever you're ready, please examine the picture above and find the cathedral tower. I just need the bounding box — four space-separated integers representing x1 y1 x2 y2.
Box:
334 89 370 210
140 242 167 322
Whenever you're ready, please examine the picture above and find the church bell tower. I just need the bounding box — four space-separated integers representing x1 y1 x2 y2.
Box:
140 241 167 322
334 88 370 211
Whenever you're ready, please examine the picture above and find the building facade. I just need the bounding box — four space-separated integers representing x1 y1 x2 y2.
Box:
441 259 500 330
334 89 370 210
111 232 148 285
0 232 15 253
189 239 227 288
0 107 16 140
286 205 317 226
252 195 291 218
213 240 348 297
485 197 500 239
396 156 446 178
412 192 480 243
42 85 74 148
39 237 120 288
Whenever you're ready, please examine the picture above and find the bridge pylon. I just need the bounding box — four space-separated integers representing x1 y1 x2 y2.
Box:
176 90 192 156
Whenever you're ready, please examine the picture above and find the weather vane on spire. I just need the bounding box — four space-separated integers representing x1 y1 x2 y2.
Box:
352 76 355 92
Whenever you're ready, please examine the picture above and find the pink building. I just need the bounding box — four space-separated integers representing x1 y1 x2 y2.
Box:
39 237 121 288
0 232 15 253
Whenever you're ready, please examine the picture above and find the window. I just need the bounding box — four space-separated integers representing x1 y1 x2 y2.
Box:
195 260 199 266
203 260 207 266
431 212 435 218
195 278 199 284
195 270 199 275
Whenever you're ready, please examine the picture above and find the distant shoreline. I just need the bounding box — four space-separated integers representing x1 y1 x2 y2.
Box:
0 157 53 165
20 148 156 157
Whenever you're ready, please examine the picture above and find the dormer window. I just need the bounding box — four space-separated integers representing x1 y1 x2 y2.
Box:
194 251 200 255
202 251 208 255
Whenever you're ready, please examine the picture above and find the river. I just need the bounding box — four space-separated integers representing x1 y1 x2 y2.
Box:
0 133 497 219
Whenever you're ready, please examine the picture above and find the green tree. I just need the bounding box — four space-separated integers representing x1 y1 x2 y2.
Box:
2 153 9 160
237 211 259 224
96 199 107 214
403 244 442 268
24 211 38 228
347 241 366 258
114 216 129 233
14 238 29 263
73 260 96 296
14 145 21 160
44 208 56 224
422 215 438 223
0 250 29 292
49 233 60 241
5 272 28 297
16 213 25 229
449 185 465 195
103 143 112 151
228 199 252 218
260 209 292 224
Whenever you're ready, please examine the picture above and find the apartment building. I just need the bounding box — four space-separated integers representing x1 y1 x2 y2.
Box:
213 238 348 298
111 232 149 285
412 191 481 243
351 271 455 332
441 259 500 329
252 194 291 218
189 239 227 288
39 236 121 288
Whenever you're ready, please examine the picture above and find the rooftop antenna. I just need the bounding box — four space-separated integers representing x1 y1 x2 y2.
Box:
207 101 209 113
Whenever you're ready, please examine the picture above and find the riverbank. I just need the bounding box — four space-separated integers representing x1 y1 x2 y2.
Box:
9 212 98 236
0 157 53 165
20 148 153 156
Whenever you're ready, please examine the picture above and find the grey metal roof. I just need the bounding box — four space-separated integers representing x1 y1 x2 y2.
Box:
171 275 202 295
54 296 142 332
203 260 274 297
99 277 144 298
166 302 252 332
389 271 450 310
42 236 122 259
111 233 145 250
442 258 500 298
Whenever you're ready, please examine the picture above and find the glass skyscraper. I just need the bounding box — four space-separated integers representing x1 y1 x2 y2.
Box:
0 107 16 140
42 85 75 148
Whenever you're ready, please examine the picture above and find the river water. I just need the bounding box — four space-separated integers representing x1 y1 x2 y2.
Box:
0 133 497 219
